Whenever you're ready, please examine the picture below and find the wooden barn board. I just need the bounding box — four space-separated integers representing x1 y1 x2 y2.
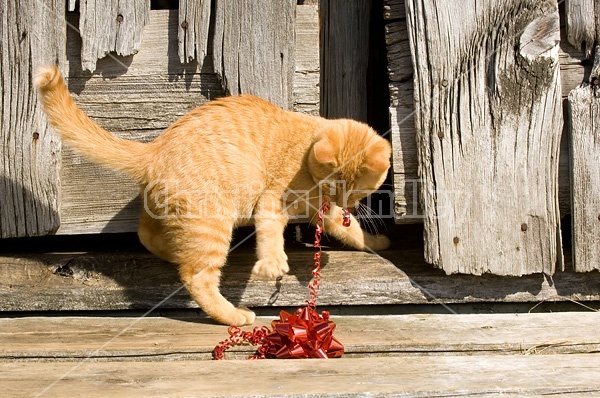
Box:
57 7 318 235
1 247 599 312
177 0 211 65
0 0 65 238
568 85 600 272
319 0 371 121
385 0 588 223
565 0 598 59
212 0 296 109
293 5 320 116
1 312 599 362
77 0 150 73
405 1 563 275
3 354 600 397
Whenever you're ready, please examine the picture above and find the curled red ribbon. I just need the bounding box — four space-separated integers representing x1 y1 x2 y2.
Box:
213 197 346 360
264 307 344 359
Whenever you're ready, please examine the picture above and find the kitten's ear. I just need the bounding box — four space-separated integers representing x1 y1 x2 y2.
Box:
364 139 392 174
313 138 338 167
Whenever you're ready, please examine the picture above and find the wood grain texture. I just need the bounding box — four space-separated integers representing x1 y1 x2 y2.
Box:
77 0 150 73
3 354 600 397
1 247 597 311
0 0 65 238
565 0 597 58
568 85 600 272
212 0 296 109
319 0 371 121
1 312 599 362
177 0 211 66
385 0 578 224
293 5 320 115
406 1 563 275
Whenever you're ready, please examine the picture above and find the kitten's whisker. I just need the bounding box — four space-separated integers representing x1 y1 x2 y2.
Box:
360 203 386 229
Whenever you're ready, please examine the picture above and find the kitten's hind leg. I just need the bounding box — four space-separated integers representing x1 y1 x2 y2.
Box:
138 211 173 262
171 217 255 326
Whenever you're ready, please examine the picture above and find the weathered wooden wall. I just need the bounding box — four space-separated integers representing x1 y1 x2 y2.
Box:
72 0 150 73
213 0 296 109
57 5 319 235
385 0 589 223
568 87 600 272
565 0 600 272
405 0 563 276
0 0 65 238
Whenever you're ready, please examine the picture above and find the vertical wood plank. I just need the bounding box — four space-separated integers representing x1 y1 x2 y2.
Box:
568 86 600 272
406 0 563 275
78 0 150 72
565 0 596 58
384 0 421 222
177 0 211 66
293 5 320 115
0 0 65 238
320 0 371 120
213 0 295 109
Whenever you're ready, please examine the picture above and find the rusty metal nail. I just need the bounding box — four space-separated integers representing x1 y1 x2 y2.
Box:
32 132 39 140
181 20 188 29
441 79 448 87
453 236 459 244
521 223 528 232
116 14 123 23
592 77 599 86
437 131 444 139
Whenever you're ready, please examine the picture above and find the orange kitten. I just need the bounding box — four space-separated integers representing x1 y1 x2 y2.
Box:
34 66 391 326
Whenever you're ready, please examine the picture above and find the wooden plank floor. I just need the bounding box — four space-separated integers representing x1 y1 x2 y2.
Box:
2 312 599 396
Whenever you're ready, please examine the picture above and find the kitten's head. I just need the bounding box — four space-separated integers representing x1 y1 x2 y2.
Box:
308 119 391 208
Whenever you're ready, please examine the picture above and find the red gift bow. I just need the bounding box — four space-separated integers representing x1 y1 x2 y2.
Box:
213 197 348 360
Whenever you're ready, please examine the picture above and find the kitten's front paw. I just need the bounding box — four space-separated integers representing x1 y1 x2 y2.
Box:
365 234 391 251
229 307 256 326
252 256 290 279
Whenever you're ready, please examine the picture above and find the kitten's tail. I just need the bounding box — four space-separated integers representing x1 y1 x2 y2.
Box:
34 65 148 182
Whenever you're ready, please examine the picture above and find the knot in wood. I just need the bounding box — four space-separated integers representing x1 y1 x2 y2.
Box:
521 223 528 232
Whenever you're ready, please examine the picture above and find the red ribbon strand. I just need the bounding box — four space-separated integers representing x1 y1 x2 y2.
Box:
212 197 347 360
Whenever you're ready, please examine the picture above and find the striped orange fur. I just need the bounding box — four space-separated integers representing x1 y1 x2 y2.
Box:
34 65 391 326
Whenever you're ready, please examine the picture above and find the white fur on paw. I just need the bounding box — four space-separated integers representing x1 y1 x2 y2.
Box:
229 307 256 326
252 256 290 279
366 234 391 251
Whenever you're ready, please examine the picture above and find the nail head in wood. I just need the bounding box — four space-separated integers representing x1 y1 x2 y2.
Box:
437 131 444 139
453 236 459 244
116 14 123 23
441 79 448 87
32 132 39 140
521 223 528 232
181 20 188 30
592 77 599 86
